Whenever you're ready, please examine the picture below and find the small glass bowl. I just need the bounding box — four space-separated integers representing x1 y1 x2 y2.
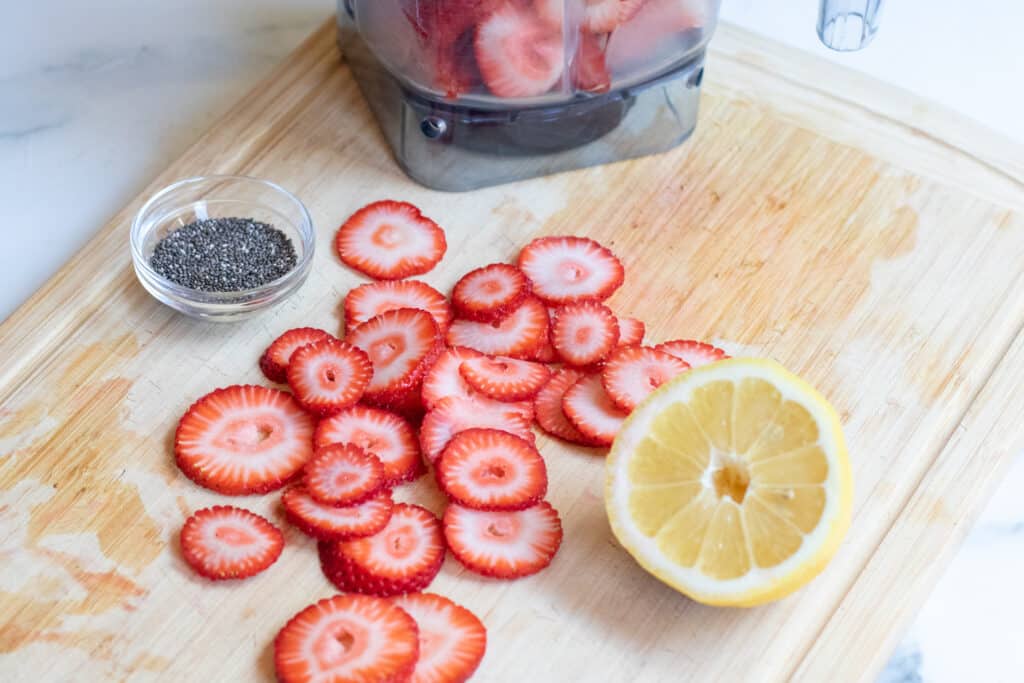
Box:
130 175 315 321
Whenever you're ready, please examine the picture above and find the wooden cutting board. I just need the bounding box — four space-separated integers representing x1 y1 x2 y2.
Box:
2 18 1024 682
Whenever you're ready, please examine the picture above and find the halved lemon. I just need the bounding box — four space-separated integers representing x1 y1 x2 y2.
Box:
605 358 852 607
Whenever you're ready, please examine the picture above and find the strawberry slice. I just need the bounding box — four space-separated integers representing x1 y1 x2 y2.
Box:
315 405 424 485
584 0 621 32
562 373 628 446
180 506 284 581
616 316 645 346
606 0 702 74
282 485 394 542
420 395 537 464
286 339 372 417
305 444 387 507
437 428 547 511
534 0 563 28
459 354 552 402
475 2 565 98
319 503 446 597
619 0 647 22
175 385 316 495
274 594 419 683
654 339 730 368
451 263 532 322
517 236 624 305
533 368 601 446
345 280 453 335
391 593 487 683
422 346 486 409
550 301 620 366
443 501 563 579
446 297 549 359
335 200 447 280
531 338 559 363
571 30 611 93
601 345 690 411
348 308 444 408
259 327 333 383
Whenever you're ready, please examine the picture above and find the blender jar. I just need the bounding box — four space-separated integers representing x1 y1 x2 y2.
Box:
338 0 722 191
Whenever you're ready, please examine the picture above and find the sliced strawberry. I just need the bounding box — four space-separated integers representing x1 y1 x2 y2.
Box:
533 0 563 28
475 2 565 98
619 0 647 22
601 345 690 411
420 395 537 464
443 501 562 579
392 593 487 683
533 368 601 446
459 355 552 402
550 301 620 366
517 236 624 305
260 327 333 383
531 338 559 363
446 297 549 359
584 0 620 32
345 280 453 335
282 485 394 542
437 428 547 511
305 444 387 507
274 594 419 683
616 316 645 346
286 339 372 417
180 506 283 581
571 30 611 93
175 385 316 495
348 308 444 408
422 346 486 409
606 0 702 73
335 200 447 280
654 339 730 368
319 503 446 597
562 373 628 446
315 405 424 485
451 263 532 322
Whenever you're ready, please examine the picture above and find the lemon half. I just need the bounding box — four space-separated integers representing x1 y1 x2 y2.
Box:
605 358 852 607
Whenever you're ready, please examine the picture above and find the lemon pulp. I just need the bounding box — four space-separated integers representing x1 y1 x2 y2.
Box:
606 358 852 607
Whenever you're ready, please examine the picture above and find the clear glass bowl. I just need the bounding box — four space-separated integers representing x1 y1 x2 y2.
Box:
130 175 315 322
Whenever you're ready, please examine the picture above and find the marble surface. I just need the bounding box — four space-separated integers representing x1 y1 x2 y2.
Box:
2 1 1022 680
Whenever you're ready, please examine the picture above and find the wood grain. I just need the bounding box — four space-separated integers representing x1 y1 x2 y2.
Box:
2 19 1023 682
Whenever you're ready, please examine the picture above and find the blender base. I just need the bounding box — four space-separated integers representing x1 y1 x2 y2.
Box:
337 13 704 192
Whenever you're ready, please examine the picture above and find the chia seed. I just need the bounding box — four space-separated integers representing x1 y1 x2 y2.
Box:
149 217 297 292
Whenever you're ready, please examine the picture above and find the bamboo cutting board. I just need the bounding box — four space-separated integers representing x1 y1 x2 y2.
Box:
2 18 1024 682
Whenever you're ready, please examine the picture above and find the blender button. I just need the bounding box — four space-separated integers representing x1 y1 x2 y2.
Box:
420 117 448 139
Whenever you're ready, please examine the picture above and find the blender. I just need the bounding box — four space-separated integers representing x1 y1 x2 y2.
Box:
337 0 883 192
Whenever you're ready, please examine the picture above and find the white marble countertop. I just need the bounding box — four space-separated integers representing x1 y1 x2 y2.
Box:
2 1 1022 680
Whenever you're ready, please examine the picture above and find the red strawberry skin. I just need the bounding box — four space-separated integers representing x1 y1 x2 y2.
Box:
550 301 620 367
391 592 487 683
571 31 611 93
443 501 563 579
175 385 316 495
274 594 419 683
282 486 394 542
335 200 447 280
348 308 444 409
180 505 284 581
286 339 373 417
459 355 552 402
319 503 446 597
259 327 333 383
451 263 532 322
436 428 548 511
